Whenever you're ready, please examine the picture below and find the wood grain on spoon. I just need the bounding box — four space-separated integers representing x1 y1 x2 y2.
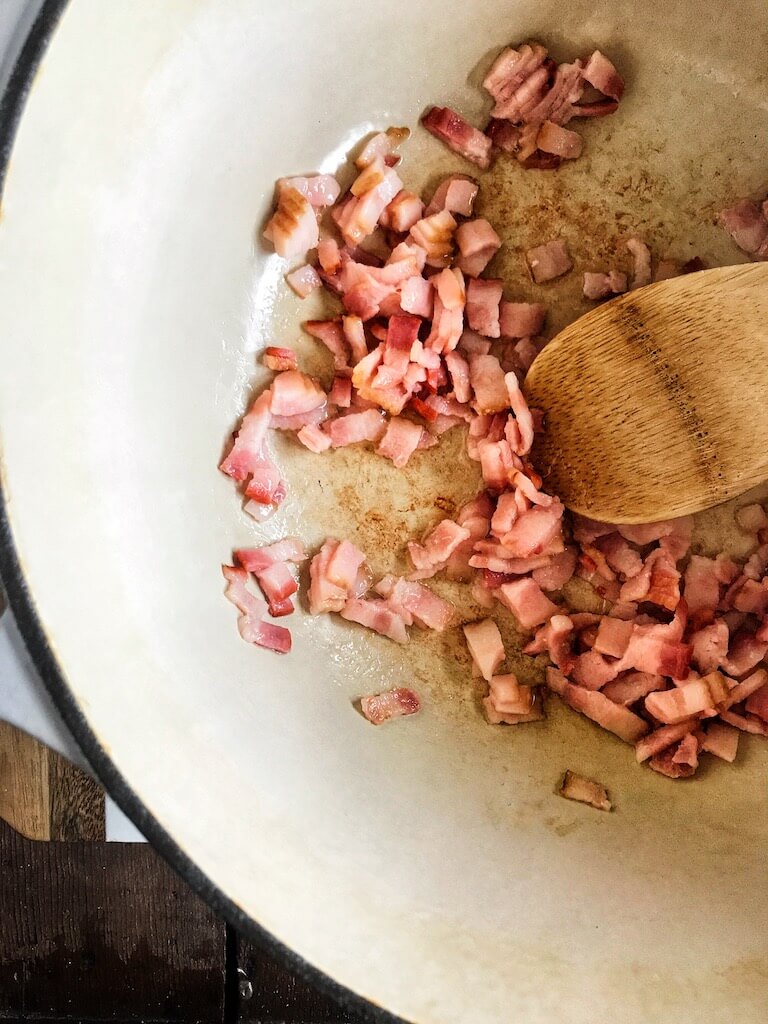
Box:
524 264 768 524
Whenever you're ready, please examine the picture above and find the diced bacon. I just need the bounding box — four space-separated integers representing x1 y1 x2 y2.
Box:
263 186 319 259
595 533 642 578
307 540 347 613
262 347 298 372
504 372 535 455
731 577 768 615
745 683 768 722
222 565 291 653
683 555 721 614
235 538 306 572
525 60 585 126
318 237 341 273
320 539 366 596
724 667 768 709
455 219 502 277
335 168 403 246
285 263 321 298
718 198 768 257
547 668 649 743
327 376 352 410
443 350 471 405
691 620 729 674
341 597 409 643
483 42 549 106
617 520 676 544
559 770 612 811
425 293 464 354
409 519 472 579
635 720 697 762
409 210 457 268
485 118 522 154
736 503 768 533
594 616 633 658
425 174 479 218
626 237 652 289
382 189 424 233
376 416 423 468
270 371 326 417
526 238 572 283
328 409 387 447
620 547 680 611
649 743 697 779
254 559 298 613
719 709 768 735
498 301 546 339
304 319 350 369
421 106 493 169
722 631 768 677
572 98 619 118
583 271 628 299
582 50 625 101
524 613 574 671
645 671 729 725
602 671 666 706
355 127 409 170
483 697 545 725
532 548 577 591
459 330 493 356
701 722 740 762
570 649 623 689
498 503 564 558
435 267 466 311
488 61 550 120
497 578 559 629
336 316 365 365
220 391 273 483
277 174 340 208
470 354 509 413
400 276 433 318
536 120 583 159
466 278 503 337
296 423 331 452
487 674 535 714
463 619 505 681
361 686 420 724
375 575 454 631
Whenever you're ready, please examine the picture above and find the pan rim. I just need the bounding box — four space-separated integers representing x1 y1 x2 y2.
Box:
0 3 407 1021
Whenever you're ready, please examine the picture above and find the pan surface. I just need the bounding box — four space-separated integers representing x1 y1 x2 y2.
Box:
1 2 767 1022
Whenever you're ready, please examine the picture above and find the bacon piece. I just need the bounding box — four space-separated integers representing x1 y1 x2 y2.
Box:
736 503 768 533
323 539 367 596
649 743 697 779
498 301 546 339
559 770 612 811
424 293 464 355
536 120 583 159
690 620 729 674
572 98 619 118
455 220 502 277
532 548 577 591
421 106 493 169
400 276 433 318
524 613 574 671
409 210 457 268
594 616 633 658
487 674 535 715
361 687 420 724
635 720 697 762
243 447 286 506
303 317 349 368
485 118 522 154
434 267 466 312
382 189 424 233
328 409 387 447
499 503 564 558
620 547 680 611
425 174 479 218
328 376 352 410
296 423 332 452
483 697 545 725
444 350 472 405
318 237 341 274
525 60 585 125
220 391 273 483
466 278 503 337
222 565 291 653
718 198 768 258
722 631 768 677
645 671 729 725
701 721 739 762
626 237 652 289
341 597 409 643
724 668 768 709
375 575 454 631
277 174 340 208
526 238 572 283
335 167 403 247
235 538 306 571
683 555 721 613
745 683 768 722
504 372 535 455
285 263 321 298
463 619 505 681
594 533 642 579
355 127 409 170
720 709 768 735
602 671 665 706
731 577 768 615
409 520 472 579
263 186 319 259
252 559 298 615
583 271 628 299
582 50 625 100
376 416 423 468
262 347 298 372
497 578 559 629
483 42 549 106
470 354 509 414
308 540 347 613
270 371 326 418
547 668 649 743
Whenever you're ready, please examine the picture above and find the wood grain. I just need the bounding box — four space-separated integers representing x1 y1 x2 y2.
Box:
525 264 768 523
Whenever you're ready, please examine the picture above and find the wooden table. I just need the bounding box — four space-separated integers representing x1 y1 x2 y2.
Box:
0 721 363 1023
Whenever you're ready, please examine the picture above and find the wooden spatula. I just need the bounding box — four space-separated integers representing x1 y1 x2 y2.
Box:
524 263 768 524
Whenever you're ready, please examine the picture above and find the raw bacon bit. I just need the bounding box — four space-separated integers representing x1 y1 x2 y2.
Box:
645 671 729 725
463 619 505 681
602 671 665 706
435 267 466 311
483 42 548 107
375 575 454 631
355 127 410 169
526 239 572 283
735 503 768 533
594 616 633 658
559 770 612 811
425 175 479 218
328 375 353 409
409 210 457 268
533 550 577 592
445 351 472 404
383 190 424 233
308 540 347 614
572 98 619 118
318 237 341 274
220 391 273 482
547 668 649 743
723 668 768 710
635 720 697 763
745 684 768 722
304 319 350 369
400 276 433 318
360 687 420 724
720 710 768 736
718 198 768 259
270 371 326 417
649 743 697 779
455 220 502 277
377 416 424 468
497 578 559 629
626 237 652 289
262 347 298 372
222 565 291 653
297 424 331 453
487 674 535 715
505 373 535 455
701 721 739 762
469 354 509 414
285 264 321 298
498 301 546 339
335 167 403 247
341 598 409 643
409 520 472 579
341 316 368 365
235 538 306 570
263 186 319 259
421 106 493 169
690 620 729 674
485 118 522 154
537 121 583 159
328 409 387 447
583 271 628 300
466 278 503 337
277 174 340 208
582 50 625 101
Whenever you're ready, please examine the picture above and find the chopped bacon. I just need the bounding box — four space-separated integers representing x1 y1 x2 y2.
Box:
537 120 583 159
360 687 420 724
594 616 633 658
297 423 332 452
421 106 493 169
720 709 768 735
285 263 321 298
455 220 502 277
425 174 479 218
463 619 505 680
328 409 387 447
524 613 574 671
532 548 577 591
736 503 768 533
683 555 721 613
505 372 535 455
376 416 423 468
400 276 433 318
355 127 410 169
383 189 424 232
626 237 652 289
603 671 666 706
222 565 291 653
466 278 503 337
277 174 341 208
409 210 457 268
547 668 649 743
724 668 768 709
318 237 341 273
263 347 298 372
701 721 740 762
375 575 454 631
341 597 409 643
649 743 697 779
264 186 319 259
690 620 729 674
718 198 768 258
498 301 546 338
444 350 472 404
645 671 729 725
526 239 572 283
483 42 549 107
635 720 697 762
236 538 306 571
270 371 326 418
559 770 612 811
497 503 564 558
470 354 509 413
583 271 628 300
487 673 535 715
497 578 559 629
409 519 472 579
220 391 273 483
745 683 768 722
582 50 625 100
722 631 768 677
335 167 403 247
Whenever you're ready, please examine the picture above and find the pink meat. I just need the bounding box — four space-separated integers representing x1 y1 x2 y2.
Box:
425 294 464 354
722 631 768 677
335 167 403 247
583 271 628 300
409 210 457 268
328 410 387 447
718 199 768 257
220 391 273 483
270 371 326 417
325 539 367 594
602 671 666 706
434 267 466 311
497 578 559 629
532 548 578 591
421 106 493 169
285 263 321 299
719 710 768 735
594 616 633 658
308 540 347 613
469 354 509 413
498 301 546 339
524 613 574 671
455 220 502 277
526 239 572 283
582 50 625 100
536 120 583 159
645 672 729 725
595 533 642 578
376 416 424 468
235 538 306 572
485 119 522 155
463 619 505 680
505 373 535 455
690 620 729 674
635 720 697 762
649 743 697 779
361 687 421 724
701 722 739 762
488 674 535 715
736 503 768 533
525 60 585 125
339 316 367 365
559 770 612 811
383 190 424 233
254 560 299 615
318 237 341 273
723 668 768 709
375 575 454 631
341 598 409 643
263 186 319 259
445 350 472 404
222 565 291 653
355 127 409 169
745 684 768 722
731 578 768 615
409 520 472 579
297 424 332 452
400 276 433 318
683 555 721 614
466 278 503 337
498 503 564 558
425 174 479 218
626 237 652 289
263 347 299 372
277 174 341 208
547 668 649 743
483 42 549 106
328 376 353 409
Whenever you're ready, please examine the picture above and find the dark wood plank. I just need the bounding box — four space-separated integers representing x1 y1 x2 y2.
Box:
47 750 105 841
237 935 361 1024
0 818 225 1022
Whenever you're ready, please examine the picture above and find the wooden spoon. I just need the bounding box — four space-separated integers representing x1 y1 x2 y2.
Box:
524 263 768 524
